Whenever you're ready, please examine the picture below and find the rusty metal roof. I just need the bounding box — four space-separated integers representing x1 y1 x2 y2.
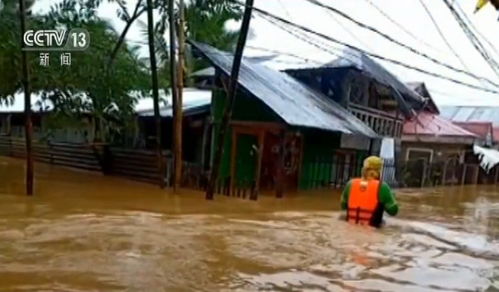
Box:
190 41 377 138
453 121 494 140
403 111 477 138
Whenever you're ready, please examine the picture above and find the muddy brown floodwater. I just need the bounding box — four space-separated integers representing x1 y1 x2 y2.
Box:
0 156 498 291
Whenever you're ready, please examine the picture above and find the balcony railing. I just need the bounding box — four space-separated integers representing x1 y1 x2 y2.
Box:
348 104 403 137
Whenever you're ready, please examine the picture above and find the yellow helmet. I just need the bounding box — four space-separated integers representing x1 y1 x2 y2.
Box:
362 156 383 180
476 0 490 12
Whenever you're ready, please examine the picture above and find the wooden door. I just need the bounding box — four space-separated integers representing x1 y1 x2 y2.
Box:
260 132 302 191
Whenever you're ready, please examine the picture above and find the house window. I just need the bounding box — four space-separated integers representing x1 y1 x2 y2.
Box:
349 82 364 105
406 148 434 163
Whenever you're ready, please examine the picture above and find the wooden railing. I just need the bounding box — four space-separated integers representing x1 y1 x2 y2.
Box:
302 153 498 190
0 136 259 199
0 136 102 171
107 147 170 184
211 177 258 200
348 104 403 137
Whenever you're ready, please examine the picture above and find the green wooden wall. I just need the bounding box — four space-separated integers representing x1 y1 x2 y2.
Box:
211 89 280 184
211 87 368 190
299 129 369 189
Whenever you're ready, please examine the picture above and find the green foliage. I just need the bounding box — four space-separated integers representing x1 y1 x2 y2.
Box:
183 0 242 81
185 0 241 51
0 0 150 143
0 0 241 144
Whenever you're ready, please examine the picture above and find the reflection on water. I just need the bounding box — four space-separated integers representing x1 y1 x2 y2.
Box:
0 156 498 291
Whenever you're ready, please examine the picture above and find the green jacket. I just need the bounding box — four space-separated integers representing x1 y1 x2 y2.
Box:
340 180 399 216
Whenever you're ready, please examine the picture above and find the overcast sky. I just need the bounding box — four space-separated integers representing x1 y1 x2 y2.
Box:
32 0 499 107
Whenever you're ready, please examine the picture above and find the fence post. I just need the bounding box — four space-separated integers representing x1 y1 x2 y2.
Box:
420 161 427 188
49 140 54 164
442 161 448 186
473 165 480 185
8 136 12 157
461 164 467 185
495 166 499 184
250 180 257 200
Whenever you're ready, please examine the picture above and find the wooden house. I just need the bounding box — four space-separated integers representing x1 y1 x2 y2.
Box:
282 50 427 186
285 50 426 140
453 121 494 147
402 82 477 164
191 41 377 194
134 88 212 165
441 105 499 147
400 82 497 186
0 93 94 143
284 50 426 179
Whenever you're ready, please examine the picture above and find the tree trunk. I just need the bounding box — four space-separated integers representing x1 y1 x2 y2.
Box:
19 0 33 196
108 1 145 67
205 0 254 200
171 0 182 191
146 0 165 188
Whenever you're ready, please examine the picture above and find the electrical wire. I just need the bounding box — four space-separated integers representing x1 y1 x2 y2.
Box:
418 0 473 77
319 5 373 51
441 0 499 79
241 3 499 94
363 0 443 54
245 45 323 65
453 1 499 59
303 0 499 89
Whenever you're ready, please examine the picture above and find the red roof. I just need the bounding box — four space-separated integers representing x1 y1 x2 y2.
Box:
453 121 493 140
403 112 477 137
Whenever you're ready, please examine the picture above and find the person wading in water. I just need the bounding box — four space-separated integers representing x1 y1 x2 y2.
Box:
340 156 398 228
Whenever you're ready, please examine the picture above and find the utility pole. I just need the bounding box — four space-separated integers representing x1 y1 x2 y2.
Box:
146 0 165 188
168 0 179 191
205 0 254 200
19 0 33 196
173 0 185 191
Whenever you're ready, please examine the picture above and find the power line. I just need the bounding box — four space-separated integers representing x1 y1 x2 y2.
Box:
453 1 499 59
319 4 373 51
441 0 499 79
303 0 499 89
245 45 323 65
241 3 499 95
363 0 443 54
277 0 292 19
263 17 343 58
417 0 472 76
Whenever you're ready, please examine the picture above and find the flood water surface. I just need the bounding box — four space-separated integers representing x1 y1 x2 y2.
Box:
0 157 498 291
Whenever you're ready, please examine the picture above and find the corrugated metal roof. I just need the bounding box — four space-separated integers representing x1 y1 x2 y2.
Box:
324 49 425 108
440 106 499 126
135 88 211 117
190 41 377 138
453 121 493 140
403 112 476 138
191 67 215 77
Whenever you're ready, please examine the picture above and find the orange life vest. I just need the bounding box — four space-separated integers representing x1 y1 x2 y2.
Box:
347 178 381 227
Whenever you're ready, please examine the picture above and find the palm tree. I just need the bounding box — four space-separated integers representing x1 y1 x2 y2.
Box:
184 0 241 77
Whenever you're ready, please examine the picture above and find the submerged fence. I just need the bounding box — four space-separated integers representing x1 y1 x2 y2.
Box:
301 154 499 189
1 135 497 199
0 136 102 171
